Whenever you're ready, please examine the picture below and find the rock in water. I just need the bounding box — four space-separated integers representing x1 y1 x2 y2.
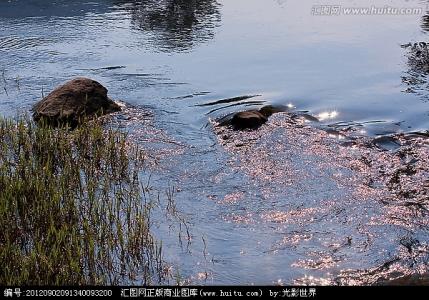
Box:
231 110 268 130
259 104 289 118
33 77 121 127
379 274 429 286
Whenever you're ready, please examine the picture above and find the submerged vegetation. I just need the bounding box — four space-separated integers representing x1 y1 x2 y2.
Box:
0 117 165 285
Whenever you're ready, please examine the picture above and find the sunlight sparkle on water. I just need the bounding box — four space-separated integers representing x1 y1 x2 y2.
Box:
318 110 338 121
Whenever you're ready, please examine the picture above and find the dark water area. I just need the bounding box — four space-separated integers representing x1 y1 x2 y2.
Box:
1 0 429 285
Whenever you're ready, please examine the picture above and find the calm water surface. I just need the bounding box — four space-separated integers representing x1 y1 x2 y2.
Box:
1 0 429 285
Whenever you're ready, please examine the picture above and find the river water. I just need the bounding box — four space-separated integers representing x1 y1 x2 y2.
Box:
1 0 429 285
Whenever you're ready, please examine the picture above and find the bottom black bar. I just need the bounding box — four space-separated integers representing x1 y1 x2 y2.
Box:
1 286 428 299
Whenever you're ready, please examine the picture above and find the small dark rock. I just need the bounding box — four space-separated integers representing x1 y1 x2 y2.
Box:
372 136 401 151
33 77 121 127
293 113 319 123
379 274 429 286
259 104 289 118
231 110 268 130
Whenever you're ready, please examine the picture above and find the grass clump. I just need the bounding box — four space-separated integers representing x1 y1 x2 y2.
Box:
0 117 164 285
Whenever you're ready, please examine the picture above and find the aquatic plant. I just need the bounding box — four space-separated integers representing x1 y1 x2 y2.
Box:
0 117 164 285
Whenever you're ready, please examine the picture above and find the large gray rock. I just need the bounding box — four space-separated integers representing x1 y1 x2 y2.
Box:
33 77 121 127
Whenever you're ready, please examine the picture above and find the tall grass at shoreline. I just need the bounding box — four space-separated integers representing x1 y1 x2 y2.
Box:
0 117 165 285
